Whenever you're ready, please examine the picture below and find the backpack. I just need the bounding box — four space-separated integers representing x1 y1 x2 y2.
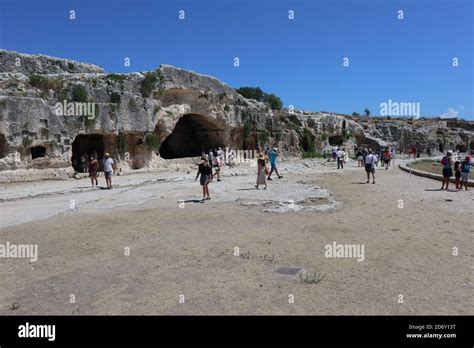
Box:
462 161 470 172
441 157 448 165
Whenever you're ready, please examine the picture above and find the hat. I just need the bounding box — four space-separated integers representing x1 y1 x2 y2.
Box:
258 153 265 160
104 153 110 157
273 148 277 151
447 150 453 155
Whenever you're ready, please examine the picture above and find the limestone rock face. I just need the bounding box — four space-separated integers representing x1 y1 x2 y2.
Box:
0 50 105 75
0 50 473 181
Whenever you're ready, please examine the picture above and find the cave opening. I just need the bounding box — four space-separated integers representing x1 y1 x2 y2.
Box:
31 146 46 159
159 114 225 159
328 135 344 146
71 134 106 172
0 134 8 158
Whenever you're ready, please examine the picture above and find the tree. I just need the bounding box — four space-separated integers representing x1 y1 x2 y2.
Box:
235 87 264 101
264 93 283 110
352 112 360 117
364 108 371 117
235 86 283 110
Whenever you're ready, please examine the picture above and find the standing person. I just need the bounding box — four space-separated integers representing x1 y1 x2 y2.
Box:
440 150 454 190
88 156 99 186
267 148 283 180
195 157 212 201
255 153 268 190
332 146 338 161
213 150 222 181
460 156 472 191
356 148 363 167
364 150 376 184
208 149 214 180
81 153 87 173
374 152 379 167
454 161 462 189
103 153 115 189
336 148 344 169
228 149 235 168
383 148 392 170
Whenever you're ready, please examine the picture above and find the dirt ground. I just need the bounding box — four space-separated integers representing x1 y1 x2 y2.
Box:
0 158 472 315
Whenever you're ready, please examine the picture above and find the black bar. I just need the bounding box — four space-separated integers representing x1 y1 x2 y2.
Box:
0 316 472 346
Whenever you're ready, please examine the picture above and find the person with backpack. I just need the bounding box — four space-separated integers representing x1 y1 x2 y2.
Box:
440 150 454 190
364 150 376 184
195 156 212 201
460 156 472 191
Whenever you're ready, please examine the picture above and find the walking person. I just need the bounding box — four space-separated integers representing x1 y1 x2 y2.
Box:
336 148 344 169
255 153 268 190
364 150 376 184
440 150 454 190
267 148 283 180
382 148 392 170
88 156 99 186
195 157 212 201
332 146 338 161
460 156 472 191
356 148 363 167
103 153 115 189
212 148 222 181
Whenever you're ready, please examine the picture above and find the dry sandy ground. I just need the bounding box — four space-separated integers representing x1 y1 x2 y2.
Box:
0 159 473 315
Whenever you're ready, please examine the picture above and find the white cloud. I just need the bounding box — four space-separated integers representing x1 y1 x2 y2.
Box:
440 108 459 118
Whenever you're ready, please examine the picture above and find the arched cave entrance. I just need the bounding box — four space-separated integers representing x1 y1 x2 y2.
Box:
159 114 225 159
328 135 344 146
31 146 46 159
0 134 8 158
71 134 108 172
439 143 444 153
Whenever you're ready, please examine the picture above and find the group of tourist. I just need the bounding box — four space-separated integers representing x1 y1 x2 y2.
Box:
82 152 115 189
440 150 472 191
195 147 283 201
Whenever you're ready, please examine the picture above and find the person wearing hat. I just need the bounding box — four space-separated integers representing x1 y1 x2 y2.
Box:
195 156 212 201
460 156 472 191
440 150 454 190
255 153 268 190
267 148 283 180
103 152 115 189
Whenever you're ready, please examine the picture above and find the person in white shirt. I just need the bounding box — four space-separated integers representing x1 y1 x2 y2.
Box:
364 150 376 184
102 152 115 189
336 148 345 169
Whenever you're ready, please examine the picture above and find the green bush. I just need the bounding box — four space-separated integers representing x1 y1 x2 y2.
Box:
29 74 63 92
258 131 269 147
106 74 126 84
71 85 88 102
235 86 283 110
40 128 49 139
116 133 128 154
144 133 160 150
301 128 315 153
153 105 161 115
141 71 163 98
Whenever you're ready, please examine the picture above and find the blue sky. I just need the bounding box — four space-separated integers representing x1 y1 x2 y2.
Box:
1 0 473 119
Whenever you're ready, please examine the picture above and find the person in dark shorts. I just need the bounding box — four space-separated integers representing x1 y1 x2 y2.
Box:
88 156 99 186
440 150 454 190
102 153 115 189
195 157 212 201
364 150 376 184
